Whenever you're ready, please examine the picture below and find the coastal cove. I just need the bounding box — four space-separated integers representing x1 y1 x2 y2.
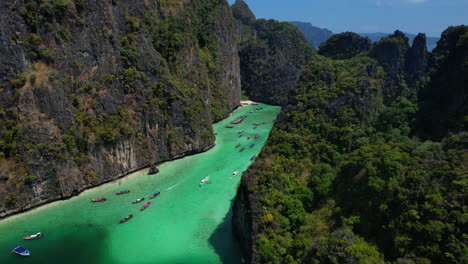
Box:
0 104 280 264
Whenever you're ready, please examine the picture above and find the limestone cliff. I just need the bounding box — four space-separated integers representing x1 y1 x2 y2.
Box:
232 0 256 26
418 26 468 139
369 30 428 102
232 0 315 106
0 0 240 217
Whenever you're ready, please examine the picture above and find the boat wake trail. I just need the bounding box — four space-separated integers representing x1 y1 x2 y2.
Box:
166 184 177 191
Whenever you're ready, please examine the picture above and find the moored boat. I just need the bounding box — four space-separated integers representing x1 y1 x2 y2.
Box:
141 202 150 211
12 246 30 256
247 136 252 139
232 171 239 177
225 125 234 128
116 190 130 195
237 130 244 134
200 176 210 185
235 143 241 148
250 155 256 161
231 115 248 124
255 135 259 139
22 232 43 240
91 197 107 202
238 134 243 138
239 147 245 152
119 214 133 223
250 143 255 148
150 192 161 199
132 197 145 204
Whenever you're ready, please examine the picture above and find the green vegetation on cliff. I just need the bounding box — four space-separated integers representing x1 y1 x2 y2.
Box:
238 27 467 264
0 0 240 216
318 32 372 60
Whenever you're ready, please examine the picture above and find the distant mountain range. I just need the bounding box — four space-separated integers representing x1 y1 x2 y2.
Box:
289 21 439 51
289 21 333 48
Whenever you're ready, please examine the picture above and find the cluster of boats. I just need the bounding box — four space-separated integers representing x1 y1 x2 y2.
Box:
13 105 266 257
11 232 44 256
90 189 161 224
236 140 258 152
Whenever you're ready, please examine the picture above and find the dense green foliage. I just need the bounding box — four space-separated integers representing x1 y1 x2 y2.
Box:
149 0 233 120
318 32 372 60
245 50 467 263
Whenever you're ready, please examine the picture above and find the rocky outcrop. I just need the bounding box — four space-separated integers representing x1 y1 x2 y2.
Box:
369 30 427 102
289 21 333 48
405 33 428 80
0 0 240 217
232 2 315 106
318 32 372 60
418 26 468 139
232 0 256 26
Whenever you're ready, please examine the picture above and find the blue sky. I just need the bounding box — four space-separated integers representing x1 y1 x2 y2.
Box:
228 0 467 37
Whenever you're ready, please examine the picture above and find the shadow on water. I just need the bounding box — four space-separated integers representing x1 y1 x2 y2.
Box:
209 198 242 264
3 223 108 264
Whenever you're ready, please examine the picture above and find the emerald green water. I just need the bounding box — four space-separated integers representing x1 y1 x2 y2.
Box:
0 104 280 264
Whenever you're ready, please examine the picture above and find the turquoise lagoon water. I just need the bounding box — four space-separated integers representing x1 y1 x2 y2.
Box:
0 104 280 264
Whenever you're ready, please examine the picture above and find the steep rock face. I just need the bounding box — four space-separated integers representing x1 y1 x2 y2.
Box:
318 32 372 60
405 33 428 80
0 0 240 217
231 1 314 106
236 27 314 105
289 21 333 48
418 26 468 139
370 30 427 102
232 169 261 264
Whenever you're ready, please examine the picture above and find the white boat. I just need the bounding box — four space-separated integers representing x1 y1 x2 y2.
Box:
200 176 210 185
12 246 30 256
232 171 239 177
23 232 43 240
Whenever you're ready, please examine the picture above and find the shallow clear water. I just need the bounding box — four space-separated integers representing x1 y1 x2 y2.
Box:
0 104 280 264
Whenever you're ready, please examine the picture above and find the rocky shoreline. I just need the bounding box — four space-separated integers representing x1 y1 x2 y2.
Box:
0 140 217 220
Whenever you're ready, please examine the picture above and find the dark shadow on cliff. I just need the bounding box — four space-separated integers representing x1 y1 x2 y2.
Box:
209 198 243 264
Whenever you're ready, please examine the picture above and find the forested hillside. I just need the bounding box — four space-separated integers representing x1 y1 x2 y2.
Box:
234 26 467 264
